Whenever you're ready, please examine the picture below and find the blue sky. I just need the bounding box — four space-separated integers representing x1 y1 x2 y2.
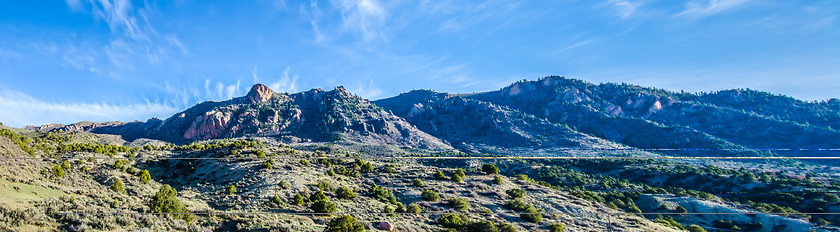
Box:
0 0 837 127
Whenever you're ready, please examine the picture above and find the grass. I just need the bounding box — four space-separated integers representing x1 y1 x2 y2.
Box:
0 178 65 208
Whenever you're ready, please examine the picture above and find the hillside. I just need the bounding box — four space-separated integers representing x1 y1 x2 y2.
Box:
3 77 839 231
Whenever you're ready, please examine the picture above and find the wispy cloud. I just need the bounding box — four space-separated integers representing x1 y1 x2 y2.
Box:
267 66 300 93
676 0 751 18
332 0 388 41
0 90 178 127
608 0 642 19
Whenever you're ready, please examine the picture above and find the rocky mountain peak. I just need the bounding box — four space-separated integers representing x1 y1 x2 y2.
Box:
246 84 275 104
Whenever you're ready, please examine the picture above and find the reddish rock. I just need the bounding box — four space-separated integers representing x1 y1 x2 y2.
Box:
183 110 232 140
378 222 394 231
246 84 275 104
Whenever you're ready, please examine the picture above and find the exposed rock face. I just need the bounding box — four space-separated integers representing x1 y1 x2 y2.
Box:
184 110 233 140
378 222 394 231
246 84 275 104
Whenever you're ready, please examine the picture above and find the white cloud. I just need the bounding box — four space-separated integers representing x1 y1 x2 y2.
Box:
267 66 300 93
608 0 642 19
0 90 177 127
676 0 751 18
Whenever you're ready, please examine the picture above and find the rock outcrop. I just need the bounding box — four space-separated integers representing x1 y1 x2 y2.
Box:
246 84 275 104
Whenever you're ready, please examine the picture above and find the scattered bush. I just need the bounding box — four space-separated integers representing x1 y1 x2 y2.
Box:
437 214 469 230
549 223 565 232
451 173 463 182
493 176 503 185
506 189 526 199
520 206 541 223
140 170 151 184
270 195 284 206
455 169 465 177
311 200 337 213
336 187 357 199
369 185 398 205
113 160 127 171
482 164 500 175
421 189 440 201
264 160 273 170
504 200 530 212
687 225 707 232
293 193 305 205
448 198 470 211
225 185 237 195
61 160 70 170
317 181 335 191
412 178 425 187
434 171 447 180
361 162 373 173
407 203 422 213
300 160 310 166
324 215 365 232
499 223 518 232
111 178 126 194
311 190 329 202
52 164 65 178
675 206 687 214
149 184 194 222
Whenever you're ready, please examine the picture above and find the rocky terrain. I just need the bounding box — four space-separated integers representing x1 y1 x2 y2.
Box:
3 77 839 231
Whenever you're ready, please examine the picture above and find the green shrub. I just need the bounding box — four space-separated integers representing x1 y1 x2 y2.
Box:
434 171 446 180
361 162 373 173
52 164 65 178
493 175 503 185
270 195 284 206
504 200 530 211
139 170 151 184
225 185 237 195
111 178 126 194
407 203 422 213
521 206 541 223
384 165 397 173
264 160 273 170
300 160 310 166
61 160 71 170
437 214 469 230
506 189 526 198
149 184 194 222
369 185 398 205
336 187 357 199
324 215 365 232
126 166 137 175
482 164 500 175
687 225 707 232
451 173 463 182
455 169 465 177
448 198 470 211
311 190 329 202
499 223 518 232
467 220 497 232
311 200 336 213
675 206 687 214
293 193 305 205
549 223 565 232
113 160 127 171
421 189 440 201
317 181 335 191
412 178 425 187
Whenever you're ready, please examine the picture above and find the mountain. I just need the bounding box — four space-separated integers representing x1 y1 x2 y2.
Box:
377 76 840 157
35 84 451 149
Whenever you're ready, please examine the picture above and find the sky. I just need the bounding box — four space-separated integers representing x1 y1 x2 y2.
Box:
0 0 837 127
